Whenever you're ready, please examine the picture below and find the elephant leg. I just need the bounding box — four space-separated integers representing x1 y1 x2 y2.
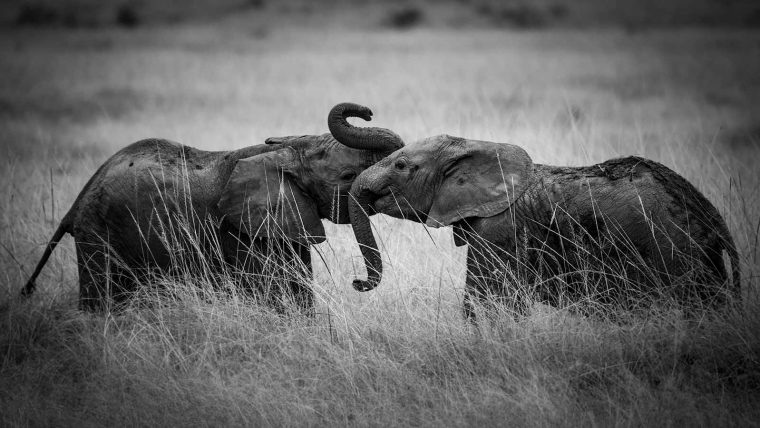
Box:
463 245 528 323
76 241 107 311
245 238 311 315
220 232 314 315
694 246 734 309
221 231 265 298
76 240 137 311
76 240 135 311
245 238 286 308
270 240 313 316
289 242 314 315
662 247 732 313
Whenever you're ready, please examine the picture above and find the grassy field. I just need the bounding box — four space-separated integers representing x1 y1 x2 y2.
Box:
2 1 760 426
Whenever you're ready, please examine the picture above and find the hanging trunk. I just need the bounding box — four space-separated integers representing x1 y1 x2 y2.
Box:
330 102 401 291
348 178 382 292
328 103 404 153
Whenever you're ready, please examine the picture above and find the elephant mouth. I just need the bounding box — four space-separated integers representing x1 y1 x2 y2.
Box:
373 193 396 212
373 193 426 222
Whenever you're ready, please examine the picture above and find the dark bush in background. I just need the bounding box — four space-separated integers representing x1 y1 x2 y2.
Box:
11 0 262 29
116 4 140 28
16 3 64 26
10 0 760 31
498 3 547 28
476 1 568 29
384 7 424 30
15 2 105 28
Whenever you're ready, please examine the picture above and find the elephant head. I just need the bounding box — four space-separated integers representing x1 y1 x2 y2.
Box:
348 134 533 291
217 102 405 245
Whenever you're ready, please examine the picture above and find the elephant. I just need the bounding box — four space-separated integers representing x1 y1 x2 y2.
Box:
22 102 404 312
348 134 740 319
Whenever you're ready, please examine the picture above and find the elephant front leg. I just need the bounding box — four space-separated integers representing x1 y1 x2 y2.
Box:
222 233 315 315
289 242 314 316
463 244 529 323
259 239 314 316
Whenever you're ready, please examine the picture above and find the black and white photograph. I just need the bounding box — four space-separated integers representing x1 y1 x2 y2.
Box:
1 0 759 425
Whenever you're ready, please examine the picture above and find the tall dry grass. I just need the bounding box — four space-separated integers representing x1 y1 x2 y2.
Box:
1 16 759 427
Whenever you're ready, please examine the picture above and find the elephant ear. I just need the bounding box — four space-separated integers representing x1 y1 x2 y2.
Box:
426 139 533 227
218 148 326 244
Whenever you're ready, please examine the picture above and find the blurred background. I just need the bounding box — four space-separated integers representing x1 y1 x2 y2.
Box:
2 0 759 158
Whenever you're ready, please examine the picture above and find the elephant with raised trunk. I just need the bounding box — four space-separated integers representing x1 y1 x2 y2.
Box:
349 134 740 319
23 102 403 312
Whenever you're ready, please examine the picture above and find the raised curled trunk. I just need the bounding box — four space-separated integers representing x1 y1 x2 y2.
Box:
328 103 404 153
348 176 382 292
331 102 401 291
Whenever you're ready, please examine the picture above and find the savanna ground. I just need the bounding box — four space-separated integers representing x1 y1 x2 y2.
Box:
2 0 760 426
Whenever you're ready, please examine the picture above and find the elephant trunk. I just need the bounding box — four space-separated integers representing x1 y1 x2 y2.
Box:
328 103 404 153
348 173 382 292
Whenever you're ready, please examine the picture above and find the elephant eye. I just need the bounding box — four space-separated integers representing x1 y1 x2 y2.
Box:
340 171 357 181
395 160 406 170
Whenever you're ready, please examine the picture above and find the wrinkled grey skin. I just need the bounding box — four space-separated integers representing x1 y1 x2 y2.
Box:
23 103 403 312
349 134 740 319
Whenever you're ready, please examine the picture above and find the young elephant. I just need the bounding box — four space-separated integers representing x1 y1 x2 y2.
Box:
23 102 403 312
348 134 740 318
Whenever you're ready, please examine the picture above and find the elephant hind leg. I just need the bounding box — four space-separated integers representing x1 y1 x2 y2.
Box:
76 241 135 311
694 247 734 309
76 241 109 311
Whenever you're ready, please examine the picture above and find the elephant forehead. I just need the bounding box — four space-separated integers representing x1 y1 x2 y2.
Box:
387 141 440 166
408 135 451 152
403 134 467 160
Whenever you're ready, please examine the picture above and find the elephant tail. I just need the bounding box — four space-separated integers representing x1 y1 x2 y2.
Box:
22 217 72 297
